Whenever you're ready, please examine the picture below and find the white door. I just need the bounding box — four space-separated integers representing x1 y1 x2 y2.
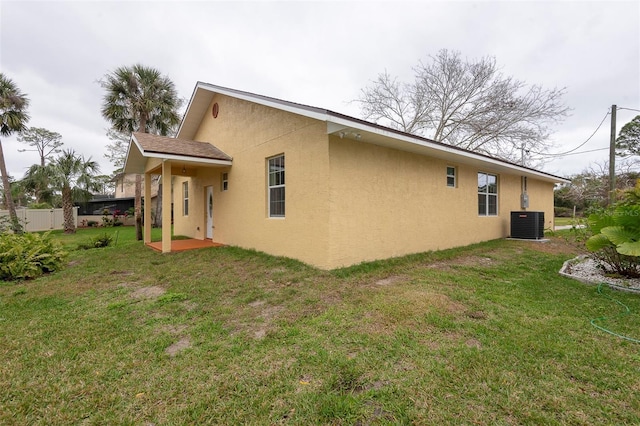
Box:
206 186 213 239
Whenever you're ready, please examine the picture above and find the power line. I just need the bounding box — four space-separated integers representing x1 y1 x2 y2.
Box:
531 109 610 158
618 107 640 113
556 146 609 156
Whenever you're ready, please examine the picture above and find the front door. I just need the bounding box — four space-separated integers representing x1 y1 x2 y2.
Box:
206 186 213 239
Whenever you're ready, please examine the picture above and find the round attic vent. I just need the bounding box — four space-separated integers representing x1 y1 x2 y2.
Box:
212 102 219 118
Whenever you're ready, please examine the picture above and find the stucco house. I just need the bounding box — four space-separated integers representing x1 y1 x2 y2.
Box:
113 173 159 200
124 82 568 269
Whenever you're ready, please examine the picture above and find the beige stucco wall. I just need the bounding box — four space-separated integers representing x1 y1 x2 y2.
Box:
326 137 555 268
169 93 556 269
174 94 332 268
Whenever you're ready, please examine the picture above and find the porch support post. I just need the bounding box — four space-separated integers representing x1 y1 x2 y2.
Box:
161 160 172 253
143 171 152 244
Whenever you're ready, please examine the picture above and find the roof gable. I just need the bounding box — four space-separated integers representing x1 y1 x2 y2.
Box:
124 132 232 174
177 82 569 184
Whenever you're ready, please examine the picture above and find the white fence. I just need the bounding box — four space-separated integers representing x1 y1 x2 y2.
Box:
0 208 77 232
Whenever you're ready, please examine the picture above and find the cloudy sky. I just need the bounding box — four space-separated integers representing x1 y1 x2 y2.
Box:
1 0 639 180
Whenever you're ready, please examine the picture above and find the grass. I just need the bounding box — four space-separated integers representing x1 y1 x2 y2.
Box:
554 216 585 227
2 227 640 424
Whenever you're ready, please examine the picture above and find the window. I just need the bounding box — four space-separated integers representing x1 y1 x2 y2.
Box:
221 172 228 191
182 181 189 216
478 172 498 216
446 166 456 187
268 155 285 217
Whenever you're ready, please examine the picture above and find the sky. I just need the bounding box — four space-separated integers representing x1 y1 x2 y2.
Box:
1 0 639 181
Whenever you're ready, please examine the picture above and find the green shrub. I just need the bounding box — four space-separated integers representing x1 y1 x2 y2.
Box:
92 233 113 248
586 184 640 277
0 232 68 281
28 203 52 209
554 206 575 217
78 233 113 250
0 215 24 234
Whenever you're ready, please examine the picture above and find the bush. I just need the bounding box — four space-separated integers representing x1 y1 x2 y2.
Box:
554 206 574 217
28 203 52 209
585 185 640 277
0 215 24 234
0 232 67 281
78 233 113 250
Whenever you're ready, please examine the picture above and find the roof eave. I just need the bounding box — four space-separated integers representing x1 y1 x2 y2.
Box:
123 134 232 174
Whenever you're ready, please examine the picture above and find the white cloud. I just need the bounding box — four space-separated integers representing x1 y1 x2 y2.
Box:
1 0 638 180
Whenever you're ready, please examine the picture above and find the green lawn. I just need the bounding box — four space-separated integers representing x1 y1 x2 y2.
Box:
1 227 639 424
554 216 587 227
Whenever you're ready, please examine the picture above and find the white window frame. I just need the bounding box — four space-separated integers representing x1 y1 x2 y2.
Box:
182 181 189 216
221 172 229 191
268 155 285 218
446 166 456 188
478 172 498 216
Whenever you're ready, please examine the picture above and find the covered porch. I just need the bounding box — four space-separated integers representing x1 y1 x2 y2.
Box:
124 132 232 253
147 238 224 252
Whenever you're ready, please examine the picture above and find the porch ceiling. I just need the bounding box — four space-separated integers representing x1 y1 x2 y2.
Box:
124 132 232 174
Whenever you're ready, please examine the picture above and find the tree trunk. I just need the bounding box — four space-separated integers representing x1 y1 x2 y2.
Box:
135 174 142 240
0 139 21 233
62 186 75 234
136 122 147 241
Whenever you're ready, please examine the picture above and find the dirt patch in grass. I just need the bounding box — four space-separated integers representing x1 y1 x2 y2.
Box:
130 286 165 300
405 290 466 315
356 380 390 393
158 324 188 335
465 338 482 349
232 302 285 339
253 329 267 339
362 289 468 337
260 304 283 320
165 337 191 357
466 310 487 320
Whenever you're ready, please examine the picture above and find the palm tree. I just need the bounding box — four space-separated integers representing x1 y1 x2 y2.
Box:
100 64 181 239
48 149 99 233
0 73 30 232
23 163 55 206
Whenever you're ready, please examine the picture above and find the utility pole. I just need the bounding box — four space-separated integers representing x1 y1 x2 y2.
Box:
609 105 617 205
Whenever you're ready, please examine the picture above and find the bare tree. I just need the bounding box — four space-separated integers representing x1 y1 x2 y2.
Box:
104 128 130 173
17 127 63 167
559 158 640 211
357 49 569 164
